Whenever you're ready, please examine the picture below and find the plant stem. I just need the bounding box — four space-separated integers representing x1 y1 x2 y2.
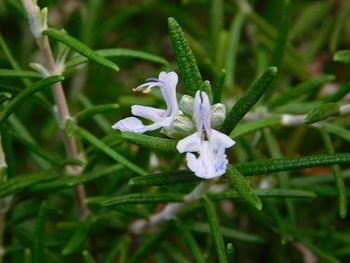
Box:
21 0 89 220
129 181 209 234
0 135 7 263
0 214 5 263
40 36 89 221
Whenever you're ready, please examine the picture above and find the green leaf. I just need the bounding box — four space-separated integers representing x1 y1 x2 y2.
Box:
13 226 63 263
272 101 320 114
334 50 350 64
33 202 48 263
257 34 310 81
293 231 340 263
221 66 278 134
290 171 350 186
0 123 15 178
330 1 350 52
129 153 350 186
200 80 212 99
42 28 119 71
0 69 41 79
304 103 340 124
263 128 295 222
74 103 119 123
188 222 265 244
162 243 192 263
247 10 310 80
129 223 171 263
31 165 123 192
0 171 57 198
62 217 94 256
230 115 281 138
87 193 184 206
321 130 347 219
289 1 332 40
298 185 350 197
225 13 244 89
0 75 64 126
0 92 12 104
102 235 130 263
201 196 227 263
174 220 206 263
325 80 350 102
320 123 350 143
269 75 335 108
24 248 32 263
237 153 350 176
265 201 291 244
168 17 203 97
82 251 97 263
65 48 168 69
79 95 111 133
213 69 226 104
304 17 332 62
76 127 147 176
271 0 291 69
225 165 262 210
210 0 223 58
122 132 177 152
209 189 316 200
9 129 61 167
129 170 198 186
226 243 234 263
0 33 21 70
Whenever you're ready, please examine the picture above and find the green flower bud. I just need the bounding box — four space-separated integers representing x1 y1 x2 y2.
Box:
211 103 226 128
179 95 194 115
161 115 194 139
173 115 194 133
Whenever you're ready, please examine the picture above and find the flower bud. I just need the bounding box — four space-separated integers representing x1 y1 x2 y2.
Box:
161 115 194 139
211 103 226 127
173 115 194 133
179 95 194 115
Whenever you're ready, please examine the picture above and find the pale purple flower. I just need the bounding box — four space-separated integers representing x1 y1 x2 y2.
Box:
177 91 235 179
112 71 179 133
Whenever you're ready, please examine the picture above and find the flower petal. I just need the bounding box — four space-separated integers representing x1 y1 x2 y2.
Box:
210 129 236 149
197 142 217 179
157 116 173 127
194 91 212 136
158 72 179 117
158 71 178 89
176 133 201 153
214 151 229 176
131 105 166 122
112 117 161 133
185 142 220 179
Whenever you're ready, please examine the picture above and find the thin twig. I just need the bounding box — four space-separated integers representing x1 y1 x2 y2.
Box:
40 36 89 221
21 0 89 220
0 135 8 263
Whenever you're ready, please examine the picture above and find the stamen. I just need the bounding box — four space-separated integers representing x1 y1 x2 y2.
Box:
133 82 158 92
133 78 166 93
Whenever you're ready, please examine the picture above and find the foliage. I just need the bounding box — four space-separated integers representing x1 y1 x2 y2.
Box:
1 0 350 262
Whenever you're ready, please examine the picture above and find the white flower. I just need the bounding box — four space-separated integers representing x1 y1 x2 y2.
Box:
112 71 179 133
177 91 235 179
